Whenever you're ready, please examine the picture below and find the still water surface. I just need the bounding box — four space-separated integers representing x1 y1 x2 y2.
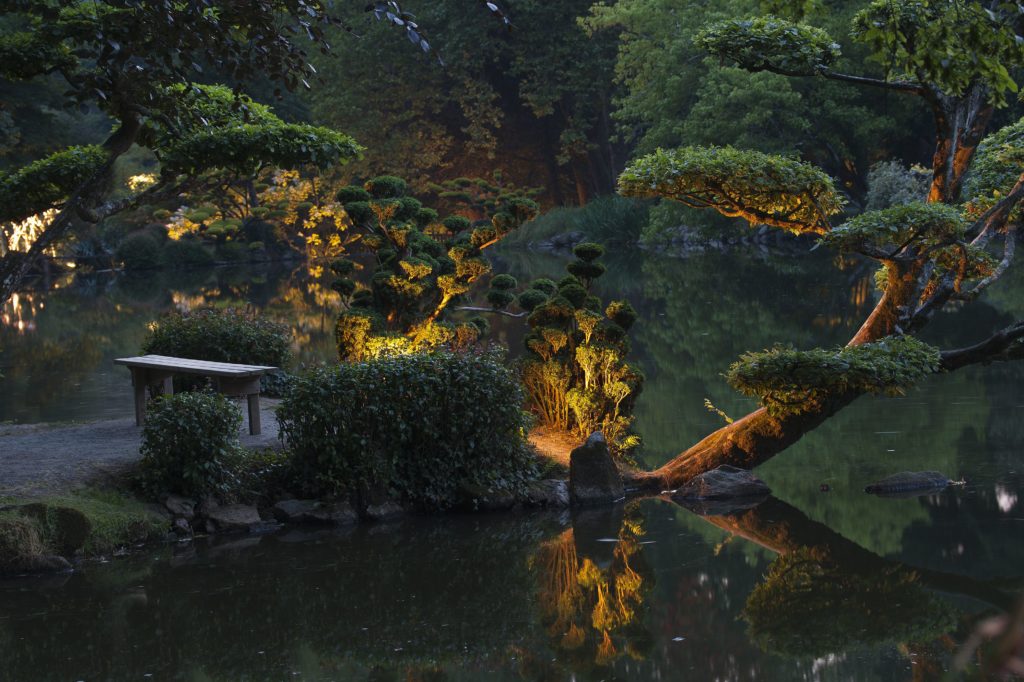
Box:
0 249 1022 680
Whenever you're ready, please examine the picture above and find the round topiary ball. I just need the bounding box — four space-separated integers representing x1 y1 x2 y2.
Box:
572 241 606 263
490 274 518 290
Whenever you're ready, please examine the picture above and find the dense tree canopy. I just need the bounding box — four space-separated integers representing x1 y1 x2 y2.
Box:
0 0 376 304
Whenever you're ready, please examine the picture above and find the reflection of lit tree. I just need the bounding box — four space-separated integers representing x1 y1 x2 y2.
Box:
686 496 1023 665
745 546 957 658
533 507 653 669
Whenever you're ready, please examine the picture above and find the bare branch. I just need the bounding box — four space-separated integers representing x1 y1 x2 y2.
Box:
970 171 1024 247
940 321 1024 371
819 69 925 94
957 224 1017 302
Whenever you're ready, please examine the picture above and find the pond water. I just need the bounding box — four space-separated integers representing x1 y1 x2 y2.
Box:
1 248 1023 680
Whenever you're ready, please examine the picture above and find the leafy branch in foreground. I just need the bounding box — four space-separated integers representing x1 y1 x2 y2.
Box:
725 336 941 417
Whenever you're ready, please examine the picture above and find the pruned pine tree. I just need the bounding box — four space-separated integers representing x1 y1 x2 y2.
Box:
618 1 1024 489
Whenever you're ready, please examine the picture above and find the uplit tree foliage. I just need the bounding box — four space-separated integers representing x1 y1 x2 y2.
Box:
619 0 1024 489
512 243 644 454
0 1 369 304
332 175 540 360
0 0 514 304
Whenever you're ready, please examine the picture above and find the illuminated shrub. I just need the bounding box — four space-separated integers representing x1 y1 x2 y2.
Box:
518 244 643 455
332 174 539 361
277 350 538 508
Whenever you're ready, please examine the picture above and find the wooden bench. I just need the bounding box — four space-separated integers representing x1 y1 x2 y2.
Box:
114 355 277 435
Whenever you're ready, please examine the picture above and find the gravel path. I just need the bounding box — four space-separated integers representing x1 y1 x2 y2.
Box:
0 399 282 497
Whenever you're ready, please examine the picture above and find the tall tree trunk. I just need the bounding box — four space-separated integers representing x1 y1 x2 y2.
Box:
927 87 992 204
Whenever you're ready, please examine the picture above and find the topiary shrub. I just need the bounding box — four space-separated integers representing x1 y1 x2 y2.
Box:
138 391 242 498
161 239 215 268
277 350 539 509
115 232 162 270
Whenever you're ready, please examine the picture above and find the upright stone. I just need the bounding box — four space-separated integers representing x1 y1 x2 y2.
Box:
569 432 623 506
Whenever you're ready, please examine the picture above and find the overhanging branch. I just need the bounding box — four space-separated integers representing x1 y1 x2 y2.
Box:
940 321 1024 371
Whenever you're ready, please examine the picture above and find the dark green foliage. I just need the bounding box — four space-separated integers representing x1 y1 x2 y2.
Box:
442 215 471 233
365 175 408 199
138 391 242 498
142 309 292 369
964 116 1024 217
161 239 215 268
726 336 941 417
558 282 588 308
530 278 559 297
696 16 841 76
486 289 515 309
572 242 605 263
216 241 248 263
336 185 371 205
277 350 539 508
114 232 161 270
490 274 517 290
162 123 361 177
851 0 1024 105
566 260 607 285
344 200 374 226
0 145 106 223
516 288 549 312
823 202 964 251
414 207 439 227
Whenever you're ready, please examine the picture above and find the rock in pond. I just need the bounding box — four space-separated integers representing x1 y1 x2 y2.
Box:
523 479 570 508
364 501 404 521
569 432 624 507
204 504 262 532
864 471 956 497
272 500 358 525
673 465 771 504
456 482 517 511
162 494 196 520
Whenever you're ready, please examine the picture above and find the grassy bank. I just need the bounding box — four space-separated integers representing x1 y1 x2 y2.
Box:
0 489 167 574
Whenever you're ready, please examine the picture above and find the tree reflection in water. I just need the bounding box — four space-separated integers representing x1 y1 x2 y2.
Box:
532 503 654 670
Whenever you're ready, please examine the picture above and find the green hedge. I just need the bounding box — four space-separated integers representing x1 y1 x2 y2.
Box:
138 391 242 497
277 350 538 508
143 308 292 368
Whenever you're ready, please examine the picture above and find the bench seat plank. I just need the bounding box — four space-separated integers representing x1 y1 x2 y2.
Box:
115 354 276 377
114 355 278 435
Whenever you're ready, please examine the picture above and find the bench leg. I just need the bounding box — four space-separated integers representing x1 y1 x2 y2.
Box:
247 394 261 435
131 368 147 426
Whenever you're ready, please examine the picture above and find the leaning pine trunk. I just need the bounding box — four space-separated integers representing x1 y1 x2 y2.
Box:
630 260 918 491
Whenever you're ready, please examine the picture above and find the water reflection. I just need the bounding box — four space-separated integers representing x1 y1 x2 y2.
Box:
0 264 339 423
1 497 1020 681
